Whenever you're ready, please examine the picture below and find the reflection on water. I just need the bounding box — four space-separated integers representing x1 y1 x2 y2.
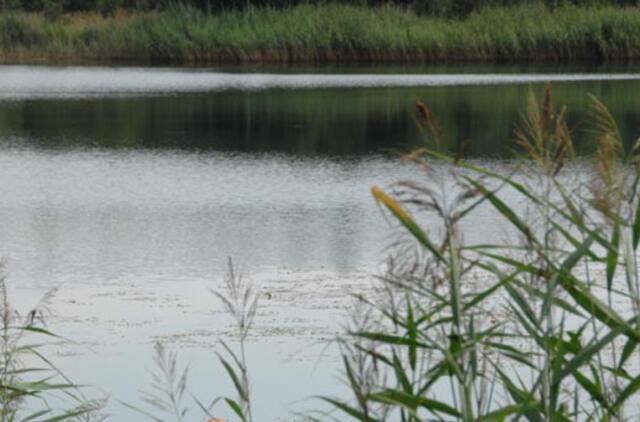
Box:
0 65 636 288
0 150 419 288
0 66 639 156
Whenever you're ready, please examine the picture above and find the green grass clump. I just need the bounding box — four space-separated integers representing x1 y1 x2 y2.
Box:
1 4 640 63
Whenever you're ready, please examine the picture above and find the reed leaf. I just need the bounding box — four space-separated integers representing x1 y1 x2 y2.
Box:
371 186 444 262
369 389 461 418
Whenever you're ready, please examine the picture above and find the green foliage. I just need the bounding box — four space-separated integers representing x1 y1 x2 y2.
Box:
211 258 257 422
0 274 101 421
0 14 43 46
0 0 638 16
323 88 640 420
97 0 119 17
1 4 640 63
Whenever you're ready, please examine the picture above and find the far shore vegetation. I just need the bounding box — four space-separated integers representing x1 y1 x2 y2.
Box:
0 1 639 64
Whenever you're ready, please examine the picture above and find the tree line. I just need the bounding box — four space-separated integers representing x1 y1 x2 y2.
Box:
0 0 637 17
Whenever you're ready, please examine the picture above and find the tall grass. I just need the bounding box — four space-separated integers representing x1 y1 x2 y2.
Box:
0 272 102 421
0 4 640 63
322 85 640 420
1 0 639 17
211 258 257 422
128 258 257 422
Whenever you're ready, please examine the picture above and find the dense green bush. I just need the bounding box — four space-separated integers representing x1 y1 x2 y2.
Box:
0 14 43 45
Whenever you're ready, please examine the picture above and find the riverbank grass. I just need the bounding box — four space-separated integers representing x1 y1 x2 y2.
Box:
1 4 640 63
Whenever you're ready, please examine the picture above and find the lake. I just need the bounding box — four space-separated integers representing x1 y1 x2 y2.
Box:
1 65 638 420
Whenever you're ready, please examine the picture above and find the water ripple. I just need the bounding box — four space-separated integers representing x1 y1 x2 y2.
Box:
1 65 639 98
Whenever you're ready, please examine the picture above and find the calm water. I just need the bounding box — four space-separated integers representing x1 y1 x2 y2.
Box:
1 65 638 420
1 65 640 156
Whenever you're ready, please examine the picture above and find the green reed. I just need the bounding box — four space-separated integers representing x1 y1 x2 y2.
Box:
1 4 640 63
321 85 640 420
0 272 101 421
129 258 257 422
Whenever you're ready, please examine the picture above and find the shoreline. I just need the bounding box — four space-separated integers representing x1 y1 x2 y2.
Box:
1 4 640 65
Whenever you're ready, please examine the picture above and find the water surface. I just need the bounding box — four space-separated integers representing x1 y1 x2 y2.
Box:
2 66 639 157
1 65 637 420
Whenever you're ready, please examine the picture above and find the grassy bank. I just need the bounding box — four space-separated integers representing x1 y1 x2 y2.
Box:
1 4 640 64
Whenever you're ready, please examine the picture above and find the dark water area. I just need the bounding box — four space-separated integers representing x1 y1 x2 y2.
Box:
0 65 639 157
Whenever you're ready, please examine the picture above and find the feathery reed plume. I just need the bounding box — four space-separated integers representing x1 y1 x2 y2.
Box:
123 342 191 422
515 82 574 175
212 258 258 422
414 99 443 151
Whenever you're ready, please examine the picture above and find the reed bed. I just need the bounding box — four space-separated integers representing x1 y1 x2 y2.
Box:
0 4 640 63
321 86 640 420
